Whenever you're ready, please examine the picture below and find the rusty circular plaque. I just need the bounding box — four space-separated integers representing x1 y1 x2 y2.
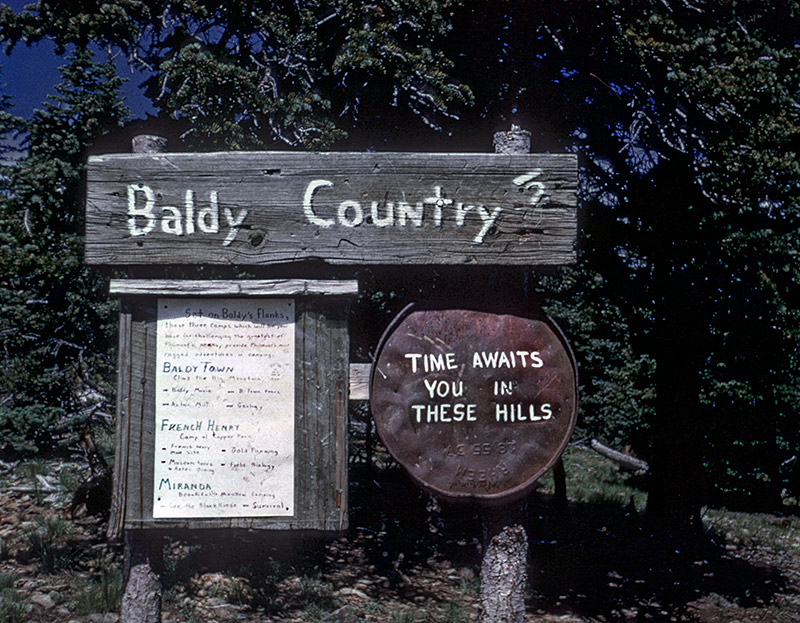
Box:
370 307 577 503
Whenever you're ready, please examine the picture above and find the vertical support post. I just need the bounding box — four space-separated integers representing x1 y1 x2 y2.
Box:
120 134 167 623
122 531 163 623
480 505 528 623
477 125 534 623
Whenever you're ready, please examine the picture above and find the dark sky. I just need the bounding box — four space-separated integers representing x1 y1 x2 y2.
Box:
1 0 154 119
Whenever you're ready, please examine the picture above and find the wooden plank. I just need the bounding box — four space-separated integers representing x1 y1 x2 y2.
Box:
349 363 371 401
109 279 359 297
86 151 577 267
107 309 132 540
124 303 157 526
295 298 350 530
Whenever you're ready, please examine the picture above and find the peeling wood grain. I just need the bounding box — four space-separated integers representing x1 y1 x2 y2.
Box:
348 363 371 401
109 279 359 297
86 151 577 267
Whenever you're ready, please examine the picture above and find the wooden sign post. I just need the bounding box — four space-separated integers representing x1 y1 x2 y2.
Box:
370 306 577 623
85 130 577 623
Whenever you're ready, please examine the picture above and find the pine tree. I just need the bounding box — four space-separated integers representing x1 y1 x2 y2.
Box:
445 0 800 526
0 1 472 150
0 48 129 453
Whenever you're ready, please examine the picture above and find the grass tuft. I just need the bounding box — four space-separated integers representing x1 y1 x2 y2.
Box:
73 566 124 614
0 573 24 623
391 607 418 623
442 602 467 623
25 515 81 573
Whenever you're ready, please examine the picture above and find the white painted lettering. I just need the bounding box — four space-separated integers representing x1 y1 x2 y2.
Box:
398 201 424 227
370 201 394 227
161 205 183 235
303 179 335 228
184 190 196 235
405 353 423 373
127 184 156 236
424 185 452 227
473 351 544 369
197 190 220 233
513 169 546 206
338 200 364 227
222 206 248 246
411 403 477 423
455 202 474 226
474 206 502 243
423 378 437 399
495 403 552 422
423 379 464 399
429 353 447 371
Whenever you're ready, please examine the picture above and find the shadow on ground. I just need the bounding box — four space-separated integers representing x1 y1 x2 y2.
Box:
526 495 789 620
155 462 796 622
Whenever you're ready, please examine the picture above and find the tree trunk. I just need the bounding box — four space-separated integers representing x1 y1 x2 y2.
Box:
590 439 649 474
121 532 162 623
480 506 528 623
477 126 532 623
644 161 706 533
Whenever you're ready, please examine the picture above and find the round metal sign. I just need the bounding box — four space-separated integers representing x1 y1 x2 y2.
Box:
370 307 577 503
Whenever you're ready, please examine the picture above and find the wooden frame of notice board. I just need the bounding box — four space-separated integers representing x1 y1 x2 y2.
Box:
107 279 357 537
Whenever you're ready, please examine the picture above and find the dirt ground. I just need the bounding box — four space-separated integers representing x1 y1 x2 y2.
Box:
2 457 800 623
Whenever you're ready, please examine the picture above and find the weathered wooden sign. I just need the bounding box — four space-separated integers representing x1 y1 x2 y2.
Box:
85 151 577 266
370 307 577 502
107 279 355 535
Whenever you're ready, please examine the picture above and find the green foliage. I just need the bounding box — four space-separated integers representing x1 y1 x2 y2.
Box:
57 464 82 493
622 4 800 212
539 268 656 451
540 445 648 512
0 0 797 519
466 0 800 512
25 514 81 573
442 602 467 623
391 608 419 623
73 565 124 615
613 1 800 508
0 48 127 455
704 508 800 558
457 577 479 599
0 573 24 623
218 576 251 606
0 1 472 150
14 458 49 503
0 406 66 455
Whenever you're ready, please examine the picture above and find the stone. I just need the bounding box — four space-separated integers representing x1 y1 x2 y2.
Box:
321 605 359 623
457 567 475 580
30 592 56 609
334 587 368 600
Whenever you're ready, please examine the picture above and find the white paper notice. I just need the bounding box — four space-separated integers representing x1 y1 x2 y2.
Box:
153 298 295 518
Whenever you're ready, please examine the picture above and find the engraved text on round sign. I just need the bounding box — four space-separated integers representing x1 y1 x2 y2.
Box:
370 308 577 503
